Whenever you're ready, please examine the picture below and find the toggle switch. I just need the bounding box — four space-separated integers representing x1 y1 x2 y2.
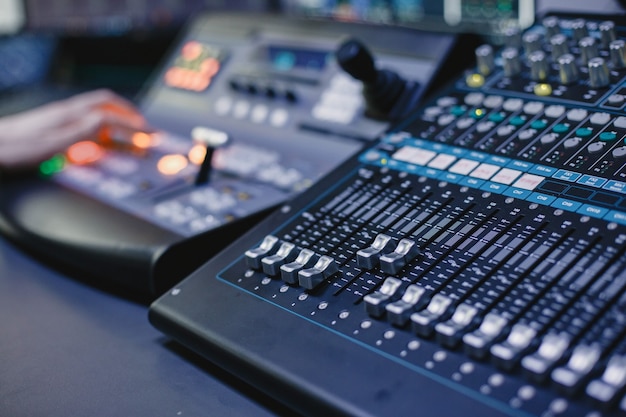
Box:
191 126 230 185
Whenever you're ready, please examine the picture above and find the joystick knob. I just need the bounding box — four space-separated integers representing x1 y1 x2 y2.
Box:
336 38 419 121
191 126 230 185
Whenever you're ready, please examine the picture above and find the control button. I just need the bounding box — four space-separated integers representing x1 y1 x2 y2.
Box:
437 96 457 107
245 235 280 269
613 146 626 158
575 127 593 137
551 344 601 393
437 113 456 126
607 94 625 106
501 47 521 77
435 303 479 347
475 121 496 133
233 100 250 119
411 294 453 337
571 18 589 42
518 128 537 141
483 95 503 108
491 323 537 370
503 98 524 112
270 108 289 127
379 239 420 275
521 332 570 379
540 133 559 144
475 44 494 75
550 33 569 60
552 123 569 134
357 234 394 269
469 163 500 179
463 313 508 358
250 104 269 123
588 142 606 154
522 32 542 55
610 39 626 69
512 173 545 190
364 277 402 318
298 255 339 289
509 116 526 126
261 241 297 276
449 158 480 175
566 108 588 122
588 57 610 88
545 105 566 118
563 137 582 149
590 112 611 125
565 186 593 199
280 248 316 284
464 92 485 106
428 153 457 170
599 20 617 49
586 355 626 405
491 168 521 185
523 101 544 115
530 119 547 129
214 96 233 115
529 50 549 81
386 284 427 326
615 116 626 129
579 36 599 65
557 54 578 85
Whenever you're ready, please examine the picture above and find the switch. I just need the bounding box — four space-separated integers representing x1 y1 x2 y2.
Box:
191 126 230 185
298 255 339 289
357 234 394 269
379 239 419 275
364 277 403 317
245 235 279 270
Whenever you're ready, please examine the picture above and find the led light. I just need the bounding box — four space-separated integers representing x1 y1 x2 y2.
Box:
131 132 156 149
39 154 66 176
157 154 188 175
188 144 207 165
534 83 552 96
66 141 104 165
466 73 485 88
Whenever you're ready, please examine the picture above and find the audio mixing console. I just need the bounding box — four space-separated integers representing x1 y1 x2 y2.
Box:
0 13 454 296
151 12 626 416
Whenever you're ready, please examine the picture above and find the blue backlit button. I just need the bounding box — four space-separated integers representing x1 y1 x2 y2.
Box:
552 198 582 212
449 158 480 175
604 180 626 194
512 173 545 190
605 210 626 225
470 163 500 179
488 155 510 166
504 187 532 199
441 172 462 183
529 192 557 205
459 177 485 188
577 204 609 219
481 182 507 193
491 168 522 184
553 169 581 182
578 175 607 188
530 164 558 176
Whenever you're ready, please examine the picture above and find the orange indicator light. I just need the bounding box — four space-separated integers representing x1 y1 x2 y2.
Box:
157 154 188 175
66 141 104 165
188 144 207 165
131 132 156 149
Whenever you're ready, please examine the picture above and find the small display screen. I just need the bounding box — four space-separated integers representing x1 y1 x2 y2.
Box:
267 46 330 72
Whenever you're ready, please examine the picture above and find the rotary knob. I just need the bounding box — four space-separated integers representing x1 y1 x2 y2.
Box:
579 36 599 65
599 21 617 49
610 40 626 69
528 50 549 81
558 54 579 85
501 47 521 77
588 57 610 88
475 44 495 75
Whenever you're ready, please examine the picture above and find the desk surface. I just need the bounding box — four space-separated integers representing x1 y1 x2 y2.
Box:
0 238 288 416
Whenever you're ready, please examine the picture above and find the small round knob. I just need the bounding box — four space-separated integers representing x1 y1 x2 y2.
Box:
550 34 569 60
599 21 616 49
543 16 561 38
528 50 549 81
501 47 521 77
475 44 495 75
571 18 589 42
610 39 626 69
558 54 578 84
523 32 542 55
504 27 522 49
588 57 610 88
579 36 599 65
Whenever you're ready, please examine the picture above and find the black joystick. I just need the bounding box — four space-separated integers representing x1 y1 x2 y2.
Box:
335 38 421 121
191 126 230 186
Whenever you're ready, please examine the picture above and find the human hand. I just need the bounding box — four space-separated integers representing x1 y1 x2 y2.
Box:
0 89 147 171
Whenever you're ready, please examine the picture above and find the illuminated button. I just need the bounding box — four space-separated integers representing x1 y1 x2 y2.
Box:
466 73 484 88
250 104 269 123
270 108 289 127
534 83 552 96
552 123 569 134
214 96 232 115
427 154 457 170
131 132 156 149
488 112 506 123
157 154 188 175
512 173 545 190
509 116 526 126
576 127 593 137
449 158 480 175
530 119 547 129
470 108 486 119
469 163 500 180
392 146 436 166
491 168 521 185
450 105 466 116
232 100 250 119
187 144 207 165
66 141 104 165
39 155 66 176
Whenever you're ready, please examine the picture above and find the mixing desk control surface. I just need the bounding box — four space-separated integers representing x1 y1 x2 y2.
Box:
151 12 626 416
